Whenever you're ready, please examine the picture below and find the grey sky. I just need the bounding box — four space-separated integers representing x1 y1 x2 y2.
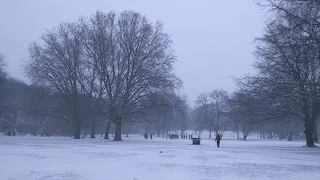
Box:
0 0 264 104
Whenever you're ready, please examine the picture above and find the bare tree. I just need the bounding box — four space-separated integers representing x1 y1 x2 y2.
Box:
195 89 229 138
26 22 86 139
238 2 320 146
147 91 188 137
228 90 270 140
195 93 214 138
210 90 229 135
81 11 179 141
256 0 320 146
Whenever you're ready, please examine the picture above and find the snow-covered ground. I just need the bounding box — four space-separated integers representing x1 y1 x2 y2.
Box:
1 135 320 180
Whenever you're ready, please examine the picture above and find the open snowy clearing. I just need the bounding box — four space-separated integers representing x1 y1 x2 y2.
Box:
1 135 320 180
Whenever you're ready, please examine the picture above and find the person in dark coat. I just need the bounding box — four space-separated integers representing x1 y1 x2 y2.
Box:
215 134 221 147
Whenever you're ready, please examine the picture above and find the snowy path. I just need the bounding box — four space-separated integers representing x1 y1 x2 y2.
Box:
0 135 320 180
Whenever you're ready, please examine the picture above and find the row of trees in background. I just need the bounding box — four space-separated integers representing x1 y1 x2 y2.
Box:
0 57 189 140
192 88 308 142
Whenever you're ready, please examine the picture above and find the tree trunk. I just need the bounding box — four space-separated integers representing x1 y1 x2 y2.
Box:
243 126 248 140
318 121 320 142
305 130 315 147
74 123 81 139
287 132 293 141
304 120 315 147
162 118 166 138
262 132 266 139
243 132 247 140
104 121 111 139
113 118 122 141
279 131 286 140
209 130 212 138
313 119 319 143
243 135 247 140
157 128 160 137
236 123 239 139
90 119 96 138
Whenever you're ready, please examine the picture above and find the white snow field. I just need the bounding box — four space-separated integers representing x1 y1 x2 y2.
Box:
1 135 320 180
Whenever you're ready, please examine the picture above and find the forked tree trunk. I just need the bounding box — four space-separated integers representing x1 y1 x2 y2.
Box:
104 121 111 139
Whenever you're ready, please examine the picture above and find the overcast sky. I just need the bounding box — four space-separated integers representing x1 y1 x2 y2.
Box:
0 0 265 104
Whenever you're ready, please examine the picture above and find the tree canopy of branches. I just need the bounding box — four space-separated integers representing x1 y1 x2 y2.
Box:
26 22 87 139
25 10 180 141
238 0 320 147
194 89 229 138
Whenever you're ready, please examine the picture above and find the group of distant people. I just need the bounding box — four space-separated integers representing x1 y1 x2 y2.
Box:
181 134 194 140
143 132 222 147
4 130 16 136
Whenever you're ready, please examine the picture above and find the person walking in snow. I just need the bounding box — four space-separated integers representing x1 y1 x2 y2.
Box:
215 134 221 147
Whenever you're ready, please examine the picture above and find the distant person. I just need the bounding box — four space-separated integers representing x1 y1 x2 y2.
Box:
215 134 221 147
150 134 152 140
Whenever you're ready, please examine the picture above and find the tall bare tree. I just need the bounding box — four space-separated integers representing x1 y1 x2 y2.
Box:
256 0 320 146
239 1 320 146
26 22 86 139
81 11 179 141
